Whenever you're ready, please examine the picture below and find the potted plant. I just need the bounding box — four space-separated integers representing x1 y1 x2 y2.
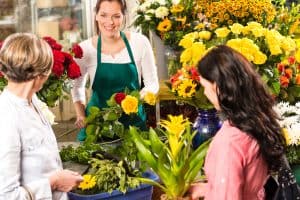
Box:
60 143 159 200
129 115 211 199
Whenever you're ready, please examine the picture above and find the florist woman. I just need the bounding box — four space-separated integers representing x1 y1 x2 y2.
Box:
0 33 83 199
71 0 159 141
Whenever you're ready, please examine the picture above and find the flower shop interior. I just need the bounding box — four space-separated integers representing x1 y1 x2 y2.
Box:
0 0 300 199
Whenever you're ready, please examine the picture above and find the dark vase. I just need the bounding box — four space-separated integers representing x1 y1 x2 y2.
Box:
192 109 222 149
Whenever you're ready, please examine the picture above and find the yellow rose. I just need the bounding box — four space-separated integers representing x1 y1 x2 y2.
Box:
295 49 300 63
121 95 138 115
144 92 156 106
179 37 193 49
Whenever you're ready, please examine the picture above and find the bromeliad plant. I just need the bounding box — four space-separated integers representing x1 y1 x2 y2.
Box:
129 115 211 199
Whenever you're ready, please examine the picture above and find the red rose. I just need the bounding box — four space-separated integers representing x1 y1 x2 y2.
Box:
0 71 4 78
52 61 65 77
63 52 74 66
43 36 62 50
284 68 293 79
72 44 83 59
114 92 126 104
52 50 65 64
67 62 81 79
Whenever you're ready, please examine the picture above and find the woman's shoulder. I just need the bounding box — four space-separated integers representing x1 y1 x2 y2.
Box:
128 31 150 44
79 37 95 50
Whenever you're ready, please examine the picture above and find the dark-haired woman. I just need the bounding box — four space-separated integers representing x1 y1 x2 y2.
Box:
71 0 159 141
189 45 285 200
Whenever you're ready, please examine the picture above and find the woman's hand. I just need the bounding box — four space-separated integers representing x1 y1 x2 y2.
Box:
75 115 85 129
49 169 83 192
188 182 207 200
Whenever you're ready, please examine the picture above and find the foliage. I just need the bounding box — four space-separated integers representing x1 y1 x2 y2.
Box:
60 143 104 164
178 21 297 99
133 0 201 50
129 115 211 199
274 102 300 165
85 89 156 142
0 37 82 107
167 66 213 110
74 157 141 195
271 0 300 36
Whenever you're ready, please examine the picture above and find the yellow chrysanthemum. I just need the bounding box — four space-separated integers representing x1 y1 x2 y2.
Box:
198 31 211 40
157 18 172 32
179 37 193 49
230 23 244 35
177 79 197 98
78 174 96 191
143 92 156 106
170 4 184 13
121 95 139 115
215 27 230 38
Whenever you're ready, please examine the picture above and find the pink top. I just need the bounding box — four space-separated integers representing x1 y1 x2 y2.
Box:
204 120 268 200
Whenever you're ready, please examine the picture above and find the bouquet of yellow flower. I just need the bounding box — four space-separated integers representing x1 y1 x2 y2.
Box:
178 21 297 98
133 0 200 49
167 65 213 109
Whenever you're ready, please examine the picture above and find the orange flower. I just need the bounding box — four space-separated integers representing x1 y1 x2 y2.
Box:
280 75 289 88
296 74 300 85
285 68 293 79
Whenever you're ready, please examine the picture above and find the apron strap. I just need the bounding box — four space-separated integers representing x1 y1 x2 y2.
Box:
120 31 136 66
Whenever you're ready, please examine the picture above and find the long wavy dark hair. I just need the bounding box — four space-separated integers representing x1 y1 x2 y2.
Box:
197 45 286 171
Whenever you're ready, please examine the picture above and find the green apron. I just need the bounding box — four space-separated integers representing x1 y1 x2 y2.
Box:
77 32 146 141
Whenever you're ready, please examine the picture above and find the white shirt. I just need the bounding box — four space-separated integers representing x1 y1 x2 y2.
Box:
0 89 67 200
71 32 159 104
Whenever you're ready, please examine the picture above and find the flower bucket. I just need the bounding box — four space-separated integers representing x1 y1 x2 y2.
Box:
68 171 159 200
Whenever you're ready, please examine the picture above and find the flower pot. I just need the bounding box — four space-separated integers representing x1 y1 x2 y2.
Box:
164 46 181 77
192 109 222 149
68 171 159 200
291 164 300 185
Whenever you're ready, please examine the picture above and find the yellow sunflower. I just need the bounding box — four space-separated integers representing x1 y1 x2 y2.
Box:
177 79 197 98
157 18 172 32
78 174 96 191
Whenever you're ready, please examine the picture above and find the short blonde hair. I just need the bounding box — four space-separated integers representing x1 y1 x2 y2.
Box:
0 33 53 82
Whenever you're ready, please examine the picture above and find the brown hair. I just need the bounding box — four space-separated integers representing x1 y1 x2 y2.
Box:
0 33 53 82
94 0 127 35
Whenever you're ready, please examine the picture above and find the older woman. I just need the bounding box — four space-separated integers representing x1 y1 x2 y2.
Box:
0 33 83 200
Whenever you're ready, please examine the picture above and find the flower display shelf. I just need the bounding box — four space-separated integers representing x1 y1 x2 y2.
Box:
68 171 159 200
